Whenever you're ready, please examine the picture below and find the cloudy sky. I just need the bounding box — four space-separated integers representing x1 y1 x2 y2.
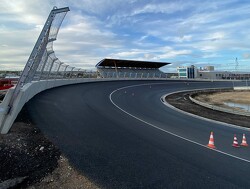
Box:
1 0 250 72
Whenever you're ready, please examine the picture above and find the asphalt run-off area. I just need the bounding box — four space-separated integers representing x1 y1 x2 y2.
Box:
26 80 250 188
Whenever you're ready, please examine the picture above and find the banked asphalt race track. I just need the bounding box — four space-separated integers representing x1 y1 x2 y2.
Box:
26 80 250 188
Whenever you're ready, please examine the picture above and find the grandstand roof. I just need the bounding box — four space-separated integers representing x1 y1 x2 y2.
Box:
96 58 170 69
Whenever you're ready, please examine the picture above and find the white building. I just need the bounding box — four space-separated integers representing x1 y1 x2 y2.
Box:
177 65 197 78
177 65 250 80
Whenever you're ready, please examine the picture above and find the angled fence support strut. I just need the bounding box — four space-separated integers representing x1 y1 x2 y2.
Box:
8 7 70 113
0 7 70 134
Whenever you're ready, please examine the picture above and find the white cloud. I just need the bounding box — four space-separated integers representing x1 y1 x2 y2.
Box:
1 0 250 71
243 53 250 59
131 2 193 15
109 46 192 62
0 3 123 70
164 35 192 43
52 13 123 68
112 50 143 58
159 49 192 59
206 32 226 41
202 53 219 59
0 0 51 24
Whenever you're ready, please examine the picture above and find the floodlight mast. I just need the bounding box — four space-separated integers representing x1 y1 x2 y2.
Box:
7 7 70 113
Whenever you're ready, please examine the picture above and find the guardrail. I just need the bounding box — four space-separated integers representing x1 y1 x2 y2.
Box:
189 90 250 117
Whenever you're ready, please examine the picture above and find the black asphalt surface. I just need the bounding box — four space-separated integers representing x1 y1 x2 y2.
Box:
26 80 250 188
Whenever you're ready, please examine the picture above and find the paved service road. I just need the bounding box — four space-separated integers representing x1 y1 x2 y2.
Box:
26 80 250 188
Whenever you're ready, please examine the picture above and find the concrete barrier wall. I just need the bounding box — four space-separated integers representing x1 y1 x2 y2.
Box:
234 86 250 90
0 89 14 127
189 94 250 117
0 78 118 134
1 77 172 134
0 78 247 134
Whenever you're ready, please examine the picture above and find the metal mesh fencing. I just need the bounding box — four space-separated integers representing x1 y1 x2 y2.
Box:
16 7 91 86
8 7 94 109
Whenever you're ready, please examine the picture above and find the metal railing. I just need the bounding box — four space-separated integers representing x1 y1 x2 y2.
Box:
98 71 167 79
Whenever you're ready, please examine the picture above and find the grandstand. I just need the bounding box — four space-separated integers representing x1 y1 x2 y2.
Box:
96 59 170 79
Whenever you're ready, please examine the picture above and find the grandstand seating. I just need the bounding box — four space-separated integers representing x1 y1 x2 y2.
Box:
96 59 169 79
98 68 166 78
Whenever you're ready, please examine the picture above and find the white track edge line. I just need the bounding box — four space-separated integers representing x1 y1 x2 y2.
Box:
109 82 250 163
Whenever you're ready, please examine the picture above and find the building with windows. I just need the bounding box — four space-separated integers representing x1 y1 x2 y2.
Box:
177 65 197 78
177 65 250 80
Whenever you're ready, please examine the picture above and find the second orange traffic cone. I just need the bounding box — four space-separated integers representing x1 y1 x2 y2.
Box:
232 134 240 148
241 134 248 147
207 132 216 149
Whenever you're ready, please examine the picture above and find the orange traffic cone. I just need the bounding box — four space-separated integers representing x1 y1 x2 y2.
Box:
241 134 248 147
232 134 240 148
207 132 216 149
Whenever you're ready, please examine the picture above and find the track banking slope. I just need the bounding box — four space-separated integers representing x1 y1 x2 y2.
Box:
26 80 250 188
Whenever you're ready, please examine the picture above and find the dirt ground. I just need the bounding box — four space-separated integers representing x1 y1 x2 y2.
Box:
0 106 99 189
27 155 99 189
195 91 250 106
0 90 249 188
165 90 250 128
